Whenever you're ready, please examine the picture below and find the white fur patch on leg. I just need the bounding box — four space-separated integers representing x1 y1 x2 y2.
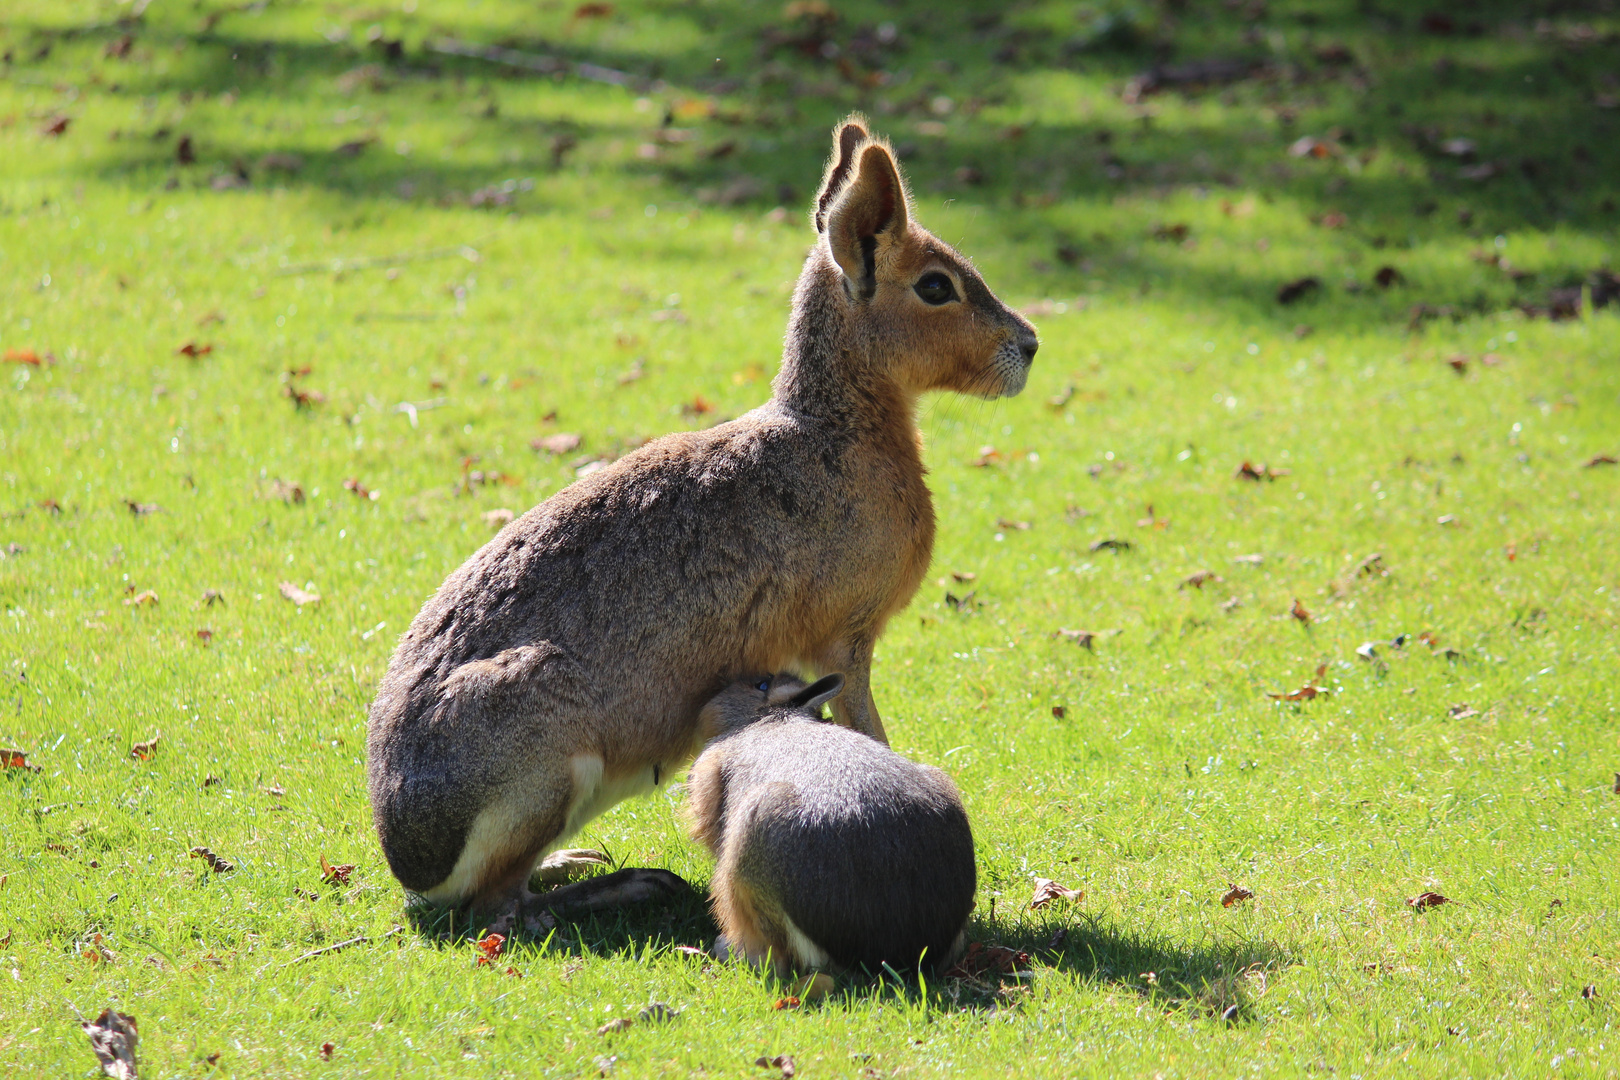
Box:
780 913 831 971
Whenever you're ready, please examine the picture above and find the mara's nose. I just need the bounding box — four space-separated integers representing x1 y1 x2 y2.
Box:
1017 329 1039 364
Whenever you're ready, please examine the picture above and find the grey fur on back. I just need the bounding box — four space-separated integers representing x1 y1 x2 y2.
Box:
687 681 976 974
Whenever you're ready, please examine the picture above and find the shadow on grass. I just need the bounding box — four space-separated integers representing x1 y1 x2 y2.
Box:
403 884 1288 1021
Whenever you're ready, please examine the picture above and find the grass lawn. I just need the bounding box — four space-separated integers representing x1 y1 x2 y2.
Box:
3 0 1619 1075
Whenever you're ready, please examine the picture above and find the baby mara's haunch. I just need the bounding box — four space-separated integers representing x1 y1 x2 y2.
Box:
366 115 1037 923
686 673 976 976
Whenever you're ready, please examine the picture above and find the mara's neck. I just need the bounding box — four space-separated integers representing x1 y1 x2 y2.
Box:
770 256 918 432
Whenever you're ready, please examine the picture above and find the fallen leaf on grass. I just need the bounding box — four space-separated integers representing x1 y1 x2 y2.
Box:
482 508 515 528
1180 570 1222 590
190 846 235 873
5 348 42 366
1221 884 1255 907
177 341 213 358
771 996 801 1011
342 478 378 501
1447 355 1468 375
1277 276 1321 304
130 734 161 761
756 1055 796 1078
680 395 715 417
320 855 355 886
40 115 71 137
1089 537 1131 553
1407 891 1451 911
1356 552 1387 577
996 517 1031 531
532 432 583 455
1055 627 1116 650
195 628 213 644
202 589 224 606
1290 598 1313 624
1030 877 1084 909
1613 772 1619 795
1287 135 1336 159
1048 384 1075 409
82 1008 139 1079
1268 664 1329 702
673 945 709 959
597 1017 634 1036
268 479 304 504
1584 454 1617 468
973 445 1003 467
1583 984 1598 999
1235 460 1290 481
125 500 162 516
1052 705 1066 719
1135 504 1168 529
1374 265 1404 288
1437 514 1458 526
474 933 505 966
943 590 976 611
123 590 158 607
1447 703 1479 719
319 1042 335 1061
278 582 321 606
950 571 977 584
944 941 1031 980
2 748 41 771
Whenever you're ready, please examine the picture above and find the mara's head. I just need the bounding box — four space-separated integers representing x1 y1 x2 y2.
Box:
697 672 846 740
804 115 1038 399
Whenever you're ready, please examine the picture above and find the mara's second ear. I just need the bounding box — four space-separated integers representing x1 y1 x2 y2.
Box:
824 143 910 299
813 117 869 233
788 672 845 714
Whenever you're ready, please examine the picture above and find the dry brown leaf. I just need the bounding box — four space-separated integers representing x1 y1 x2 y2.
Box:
319 1042 335 1061
125 500 161 516
123 590 158 607
278 582 321 606
177 341 213 358
1052 705 1066 719
1030 877 1084 909
1221 883 1255 907
474 933 505 967
82 1008 139 1079
342 478 377 500
1180 570 1222 590
189 846 235 873
944 941 1030 980
1290 598 1313 624
4 348 42 366
1447 703 1480 719
680 395 715 417
597 1017 634 1036
1407 891 1451 911
1089 537 1131 553
130 734 161 761
532 432 583 455
1135 503 1168 529
2 748 40 771
320 854 355 886
756 1054 796 1078
1277 276 1321 304
195 628 213 644
996 517 1031 531
1584 454 1618 468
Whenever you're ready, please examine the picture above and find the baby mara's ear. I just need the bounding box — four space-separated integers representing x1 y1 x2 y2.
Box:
824 142 910 301
787 673 845 714
814 116 869 233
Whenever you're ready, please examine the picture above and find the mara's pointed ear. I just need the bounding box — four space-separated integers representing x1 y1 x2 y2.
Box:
813 117 869 233
824 142 910 300
788 673 845 714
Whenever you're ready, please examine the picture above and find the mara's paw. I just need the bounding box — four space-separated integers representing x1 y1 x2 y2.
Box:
537 867 692 917
531 848 613 887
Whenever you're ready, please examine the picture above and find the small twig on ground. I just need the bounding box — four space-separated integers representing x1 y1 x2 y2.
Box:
428 38 642 88
271 926 404 973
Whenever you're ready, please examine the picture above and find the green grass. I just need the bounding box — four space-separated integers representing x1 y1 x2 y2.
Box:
3 0 1620 1075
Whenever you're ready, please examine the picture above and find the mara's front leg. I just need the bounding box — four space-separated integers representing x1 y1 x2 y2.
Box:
820 636 889 744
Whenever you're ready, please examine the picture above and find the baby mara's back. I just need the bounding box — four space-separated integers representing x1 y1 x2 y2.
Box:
687 688 975 975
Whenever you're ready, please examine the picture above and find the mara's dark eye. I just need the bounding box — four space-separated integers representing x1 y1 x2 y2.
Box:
913 272 957 305
756 678 771 693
